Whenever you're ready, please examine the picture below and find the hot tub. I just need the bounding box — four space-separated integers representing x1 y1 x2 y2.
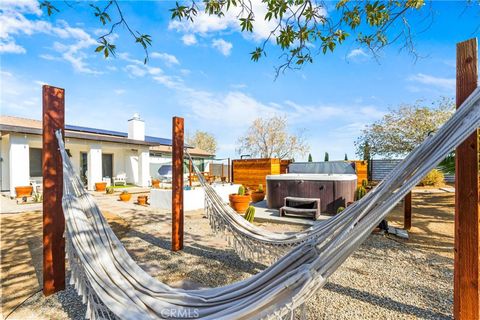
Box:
266 174 357 215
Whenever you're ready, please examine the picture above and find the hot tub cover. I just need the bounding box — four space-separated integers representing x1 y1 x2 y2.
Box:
288 161 356 175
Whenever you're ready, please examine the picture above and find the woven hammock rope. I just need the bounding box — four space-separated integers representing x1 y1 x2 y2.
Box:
57 87 480 319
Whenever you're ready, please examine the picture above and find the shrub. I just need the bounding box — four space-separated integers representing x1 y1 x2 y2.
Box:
238 185 245 196
337 206 345 214
244 206 255 223
420 169 445 187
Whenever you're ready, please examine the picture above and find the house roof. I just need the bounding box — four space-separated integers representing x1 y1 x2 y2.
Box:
0 115 215 157
150 145 214 158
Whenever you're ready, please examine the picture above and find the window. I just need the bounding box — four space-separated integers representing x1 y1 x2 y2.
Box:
29 148 42 177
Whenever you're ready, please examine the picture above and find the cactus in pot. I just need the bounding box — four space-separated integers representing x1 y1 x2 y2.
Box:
238 185 245 196
251 184 265 203
229 185 251 213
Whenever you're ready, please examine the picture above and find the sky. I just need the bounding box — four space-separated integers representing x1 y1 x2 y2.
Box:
1 0 479 160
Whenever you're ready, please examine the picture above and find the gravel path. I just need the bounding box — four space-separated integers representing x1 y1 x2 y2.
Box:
2 192 454 319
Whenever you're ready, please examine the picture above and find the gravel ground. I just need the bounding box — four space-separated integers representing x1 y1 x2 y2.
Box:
2 192 454 319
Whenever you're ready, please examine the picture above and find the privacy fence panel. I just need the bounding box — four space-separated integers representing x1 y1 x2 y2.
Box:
370 159 403 181
232 158 280 190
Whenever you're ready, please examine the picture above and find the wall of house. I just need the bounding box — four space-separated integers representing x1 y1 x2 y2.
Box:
2 133 153 194
1 134 10 191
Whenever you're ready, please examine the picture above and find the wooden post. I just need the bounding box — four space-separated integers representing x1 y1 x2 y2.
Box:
228 157 231 182
172 117 184 251
454 38 480 320
221 161 224 181
188 158 192 187
42 85 65 296
403 191 412 230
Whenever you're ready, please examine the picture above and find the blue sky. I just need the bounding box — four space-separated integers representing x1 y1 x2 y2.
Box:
1 1 479 160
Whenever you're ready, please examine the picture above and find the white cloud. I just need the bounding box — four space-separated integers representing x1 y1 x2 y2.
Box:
212 38 233 56
0 71 43 118
408 73 455 92
151 52 180 66
181 34 197 46
114 89 126 95
230 83 247 89
0 2 100 73
0 40 26 53
168 0 291 42
347 48 368 60
124 64 148 77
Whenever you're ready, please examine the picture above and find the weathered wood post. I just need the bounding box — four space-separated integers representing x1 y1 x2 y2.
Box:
454 38 480 320
42 85 66 296
172 117 184 251
189 159 193 187
228 157 231 182
403 191 412 230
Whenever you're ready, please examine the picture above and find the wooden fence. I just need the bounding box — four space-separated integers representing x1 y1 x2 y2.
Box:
353 160 368 187
280 159 291 174
232 158 280 190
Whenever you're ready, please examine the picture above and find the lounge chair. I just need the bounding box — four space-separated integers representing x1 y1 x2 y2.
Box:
113 173 127 186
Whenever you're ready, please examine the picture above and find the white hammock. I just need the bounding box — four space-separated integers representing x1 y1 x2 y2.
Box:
58 87 480 319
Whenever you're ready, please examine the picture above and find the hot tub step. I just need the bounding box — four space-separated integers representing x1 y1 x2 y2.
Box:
279 205 320 221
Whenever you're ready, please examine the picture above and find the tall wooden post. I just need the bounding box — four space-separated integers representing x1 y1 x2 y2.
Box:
172 117 184 251
228 157 231 182
403 191 412 230
188 159 192 187
454 38 480 320
42 85 65 296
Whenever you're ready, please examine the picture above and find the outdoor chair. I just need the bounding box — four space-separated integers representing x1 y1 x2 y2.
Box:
113 173 127 186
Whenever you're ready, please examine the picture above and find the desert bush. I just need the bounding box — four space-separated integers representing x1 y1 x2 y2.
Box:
419 169 445 187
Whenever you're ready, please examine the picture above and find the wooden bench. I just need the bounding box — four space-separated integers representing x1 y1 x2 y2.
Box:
279 197 321 220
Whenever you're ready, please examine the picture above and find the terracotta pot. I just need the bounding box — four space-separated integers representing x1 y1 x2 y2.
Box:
228 194 251 214
251 191 265 203
15 186 33 198
151 179 160 188
95 182 107 192
119 193 132 201
137 195 148 205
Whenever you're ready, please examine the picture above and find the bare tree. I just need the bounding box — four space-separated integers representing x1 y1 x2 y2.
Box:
355 97 454 158
186 130 217 154
237 116 309 159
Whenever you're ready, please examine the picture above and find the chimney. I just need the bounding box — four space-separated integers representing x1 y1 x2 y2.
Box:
128 113 145 140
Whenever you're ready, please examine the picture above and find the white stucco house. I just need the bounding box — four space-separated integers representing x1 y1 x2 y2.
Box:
0 114 214 197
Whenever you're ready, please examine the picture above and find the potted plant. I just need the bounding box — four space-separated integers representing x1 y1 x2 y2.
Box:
151 179 160 188
119 190 131 201
95 182 107 192
137 195 148 205
229 185 251 214
33 193 43 203
251 184 265 203
15 186 33 198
